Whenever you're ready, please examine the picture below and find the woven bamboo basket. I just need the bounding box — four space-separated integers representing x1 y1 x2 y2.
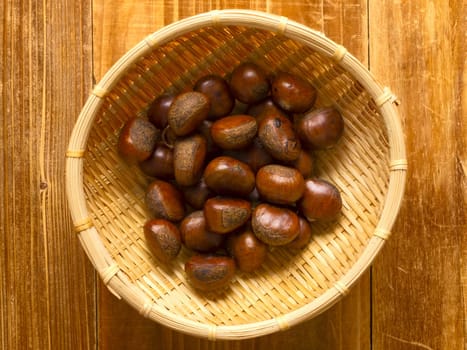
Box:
66 9 407 340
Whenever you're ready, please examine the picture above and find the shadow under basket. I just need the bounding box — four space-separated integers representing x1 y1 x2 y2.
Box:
66 10 407 340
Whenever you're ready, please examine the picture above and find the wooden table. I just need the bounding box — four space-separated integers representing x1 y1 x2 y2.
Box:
1 1 465 349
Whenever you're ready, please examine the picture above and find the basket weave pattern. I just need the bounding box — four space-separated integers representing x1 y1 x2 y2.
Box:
66 10 406 340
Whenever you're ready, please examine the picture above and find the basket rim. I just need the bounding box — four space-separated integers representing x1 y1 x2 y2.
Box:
65 9 407 340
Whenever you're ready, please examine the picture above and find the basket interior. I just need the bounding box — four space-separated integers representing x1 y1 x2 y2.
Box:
83 25 390 326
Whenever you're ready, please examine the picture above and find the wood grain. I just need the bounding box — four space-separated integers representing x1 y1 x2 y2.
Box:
92 1 370 349
0 0 96 349
1 0 465 349
369 1 466 349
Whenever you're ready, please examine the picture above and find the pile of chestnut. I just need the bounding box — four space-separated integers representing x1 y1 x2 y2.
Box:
117 62 344 292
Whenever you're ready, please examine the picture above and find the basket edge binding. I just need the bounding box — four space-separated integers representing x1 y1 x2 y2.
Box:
65 9 407 340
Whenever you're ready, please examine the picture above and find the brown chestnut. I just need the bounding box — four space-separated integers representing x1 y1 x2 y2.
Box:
299 178 342 221
139 144 174 179
204 197 251 234
256 164 305 205
180 211 224 253
118 117 160 162
173 134 207 187
224 138 274 173
271 72 317 113
286 216 312 250
287 150 314 179
203 156 255 197
229 62 270 104
144 219 181 263
297 107 344 149
145 179 185 221
168 91 210 136
258 113 301 161
194 74 234 119
210 115 258 150
197 120 222 160
227 228 267 272
251 203 299 246
185 254 236 292
147 94 175 129
246 97 287 119
182 178 215 210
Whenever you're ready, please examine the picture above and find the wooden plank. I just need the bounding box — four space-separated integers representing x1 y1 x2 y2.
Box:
369 1 466 349
93 1 371 349
0 0 96 349
99 274 369 349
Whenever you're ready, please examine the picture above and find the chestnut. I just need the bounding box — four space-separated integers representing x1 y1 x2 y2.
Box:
173 134 207 187
287 150 314 179
185 254 236 292
251 203 299 246
182 178 215 210
271 72 317 113
256 164 305 205
258 113 301 161
144 219 181 263
161 124 177 148
286 216 312 250
203 156 255 197
197 120 222 160
246 97 287 119
296 107 344 149
227 228 267 272
210 115 258 150
299 178 342 221
139 144 174 179
168 91 210 136
229 62 270 104
194 74 234 119
180 211 224 253
118 117 160 162
145 179 185 221
204 197 251 234
147 94 175 129
224 138 274 173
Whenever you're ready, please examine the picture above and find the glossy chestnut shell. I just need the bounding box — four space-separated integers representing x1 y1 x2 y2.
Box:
173 134 207 186
256 164 305 205
180 211 224 253
185 254 236 292
144 219 181 263
118 117 160 163
204 197 251 234
229 62 270 104
286 216 312 250
203 156 255 197
168 91 210 136
271 72 317 113
145 179 185 222
258 113 301 161
227 228 267 272
147 94 175 129
251 203 300 246
194 74 234 119
299 178 342 221
296 107 344 149
139 144 174 179
182 178 215 210
210 115 258 150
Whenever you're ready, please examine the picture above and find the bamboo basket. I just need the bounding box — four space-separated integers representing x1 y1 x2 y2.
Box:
66 10 407 340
